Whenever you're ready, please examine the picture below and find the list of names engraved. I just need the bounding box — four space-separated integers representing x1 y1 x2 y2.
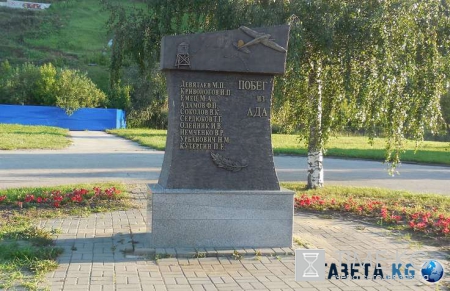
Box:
179 80 231 150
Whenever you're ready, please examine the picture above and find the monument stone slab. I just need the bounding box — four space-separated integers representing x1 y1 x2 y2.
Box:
150 25 294 248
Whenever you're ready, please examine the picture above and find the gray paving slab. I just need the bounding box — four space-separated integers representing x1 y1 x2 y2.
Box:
0 131 449 195
37 185 449 291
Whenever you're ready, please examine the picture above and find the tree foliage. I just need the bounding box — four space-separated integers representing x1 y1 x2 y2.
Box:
441 90 450 132
102 0 450 173
54 68 107 115
0 61 107 114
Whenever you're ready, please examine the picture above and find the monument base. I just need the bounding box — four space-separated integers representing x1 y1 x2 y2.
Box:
149 184 294 248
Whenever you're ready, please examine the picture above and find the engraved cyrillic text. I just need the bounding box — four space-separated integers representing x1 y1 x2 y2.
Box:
179 80 230 150
238 80 267 91
247 107 268 118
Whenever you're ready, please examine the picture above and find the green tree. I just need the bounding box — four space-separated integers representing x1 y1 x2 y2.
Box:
108 81 131 110
0 61 108 115
277 1 449 187
35 63 57 105
0 63 41 105
103 0 450 188
441 90 450 132
55 68 107 115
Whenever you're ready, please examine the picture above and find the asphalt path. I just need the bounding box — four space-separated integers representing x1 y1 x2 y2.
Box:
0 131 449 195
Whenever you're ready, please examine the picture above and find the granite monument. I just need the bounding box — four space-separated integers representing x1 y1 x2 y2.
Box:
150 25 294 248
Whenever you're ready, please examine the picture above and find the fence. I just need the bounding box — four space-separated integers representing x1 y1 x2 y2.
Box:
0 105 126 130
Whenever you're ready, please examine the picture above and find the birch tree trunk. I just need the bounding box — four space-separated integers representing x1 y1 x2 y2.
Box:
307 61 324 189
307 146 323 188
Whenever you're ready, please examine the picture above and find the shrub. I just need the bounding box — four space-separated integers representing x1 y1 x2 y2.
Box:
55 68 107 114
0 60 107 114
441 90 450 133
108 81 131 110
0 60 15 104
123 66 168 128
0 62 40 105
35 63 57 105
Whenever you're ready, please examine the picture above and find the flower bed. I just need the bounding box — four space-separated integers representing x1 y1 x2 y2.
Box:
0 187 122 209
295 194 450 237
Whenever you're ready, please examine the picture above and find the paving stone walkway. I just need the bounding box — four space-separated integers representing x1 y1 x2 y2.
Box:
38 185 449 291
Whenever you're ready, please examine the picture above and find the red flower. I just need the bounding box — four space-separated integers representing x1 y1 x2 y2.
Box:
52 193 63 202
71 194 82 203
37 197 43 203
0 195 6 202
24 194 35 203
93 187 102 196
422 212 431 218
416 222 427 229
53 202 60 208
391 215 402 222
51 190 61 196
380 207 388 219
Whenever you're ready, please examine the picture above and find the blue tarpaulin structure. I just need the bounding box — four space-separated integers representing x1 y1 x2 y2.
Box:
0 105 126 130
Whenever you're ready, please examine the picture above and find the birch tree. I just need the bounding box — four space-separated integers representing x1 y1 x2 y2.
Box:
103 0 450 188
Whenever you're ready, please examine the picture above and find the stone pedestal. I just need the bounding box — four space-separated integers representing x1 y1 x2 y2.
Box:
150 185 294 248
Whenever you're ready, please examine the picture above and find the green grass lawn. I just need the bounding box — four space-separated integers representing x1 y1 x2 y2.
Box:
0 124 71 150
1 0 145 92
272 134 450 165
25 1 111 55
0 182 133 290
107 128 450 165
107 128 167 150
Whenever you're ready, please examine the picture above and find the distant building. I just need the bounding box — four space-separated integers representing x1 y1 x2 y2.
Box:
0 0 51 10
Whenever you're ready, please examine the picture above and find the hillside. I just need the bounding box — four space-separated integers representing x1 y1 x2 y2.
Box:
0 0 141 92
